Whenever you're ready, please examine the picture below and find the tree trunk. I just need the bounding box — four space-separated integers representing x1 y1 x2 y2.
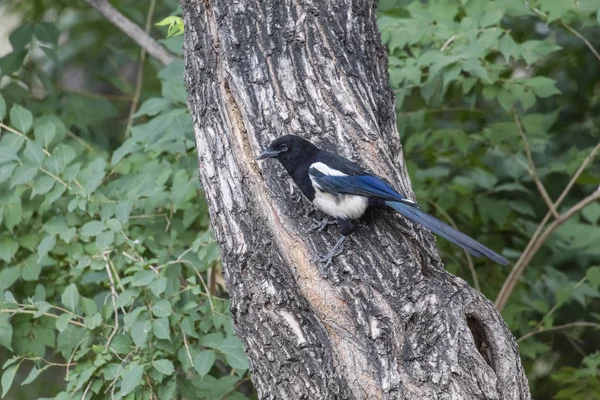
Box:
180 1 531 399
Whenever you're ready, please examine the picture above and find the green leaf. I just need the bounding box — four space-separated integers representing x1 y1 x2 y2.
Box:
32 324 55 348
80 297 98 316
0 135 24 151
152 318 170 340
0 163 17 183
105 218 122 232
198 332 224 349
219 337 249 370
497 88 512 112
23 141 45 165
0 238 18 263
21 257 42 281
9 104 33 134
56 314 72 332
115 290 138 309
60 228 76 243
84 313 102 329
10 165 37 188
124 306 145 330
156 16 184 37
79 221 106 237
31 176 55 198
4 292 17 304
498 33 518 62
109 335 133 355
0 314 13 351
152 300 172 318
0 147 19 164
134 98 172 117
61 283 80 312
0 50 27 77
540 0 571 22
555 285 573 307
1 363 19 398
0 268 20 293
45 144 75 175
33 285 46 302
115 201 133 223
582 202 600 223
33 301 51 318
526 76 561 98
85 157 106 193
586 266 600 290
132 270 156 287
479 9 504 27
37 234 56 260
120 364 144 396
192 349 215 377
131 319 151 347
111 138 140 165
9 24 33 50
42 216 68 235
33 22 59 46
149 277 168 297
2 195 22 231
21 366 46 386
152 359 175 376
95 231 114 251
34 122 56 148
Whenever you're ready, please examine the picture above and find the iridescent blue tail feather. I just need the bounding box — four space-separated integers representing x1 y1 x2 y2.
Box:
385 201 509 265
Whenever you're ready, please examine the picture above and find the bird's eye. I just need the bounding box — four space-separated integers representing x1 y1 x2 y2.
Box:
281 144 288 151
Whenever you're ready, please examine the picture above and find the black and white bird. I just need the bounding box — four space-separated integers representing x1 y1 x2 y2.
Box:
257 135 508 268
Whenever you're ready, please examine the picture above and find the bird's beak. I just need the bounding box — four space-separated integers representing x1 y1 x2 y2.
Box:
256 149 282 160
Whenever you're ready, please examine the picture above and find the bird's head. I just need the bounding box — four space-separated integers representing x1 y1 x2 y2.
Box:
257 135 316 163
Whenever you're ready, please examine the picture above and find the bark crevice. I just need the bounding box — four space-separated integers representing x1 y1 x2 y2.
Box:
467 314 495 371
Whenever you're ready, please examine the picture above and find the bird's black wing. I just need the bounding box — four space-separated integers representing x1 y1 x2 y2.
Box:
308 150 417 206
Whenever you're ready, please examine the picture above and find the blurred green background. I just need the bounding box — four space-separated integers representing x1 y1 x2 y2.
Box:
0 0 598 399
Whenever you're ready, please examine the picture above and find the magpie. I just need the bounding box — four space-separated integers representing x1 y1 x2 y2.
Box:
257 135 509 268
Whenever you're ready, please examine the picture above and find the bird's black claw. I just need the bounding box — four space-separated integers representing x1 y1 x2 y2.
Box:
309 253 332 278
306 217 336 233
313 244 346 278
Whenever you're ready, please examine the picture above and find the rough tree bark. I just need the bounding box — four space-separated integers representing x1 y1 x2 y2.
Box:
181 1 531 399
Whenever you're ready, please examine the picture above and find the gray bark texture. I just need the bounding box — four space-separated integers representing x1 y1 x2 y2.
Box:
180 0 531 399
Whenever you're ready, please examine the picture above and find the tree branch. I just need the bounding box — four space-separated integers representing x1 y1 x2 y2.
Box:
495 140 600 311
517 321 600 343
82 0 176 66
496 184 600 311
561 21 600 63
513 109 558 218
124 0 156 138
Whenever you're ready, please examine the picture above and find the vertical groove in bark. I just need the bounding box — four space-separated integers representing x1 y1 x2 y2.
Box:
181 0 531 399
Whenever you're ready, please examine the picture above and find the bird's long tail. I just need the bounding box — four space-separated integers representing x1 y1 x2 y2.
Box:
385 201 509 265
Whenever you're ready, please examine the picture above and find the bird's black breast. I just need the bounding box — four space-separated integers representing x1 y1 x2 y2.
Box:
290 163 316 201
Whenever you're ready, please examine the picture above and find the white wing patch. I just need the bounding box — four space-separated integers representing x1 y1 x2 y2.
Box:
309 162 368 219
308 162 346 191
309 162 347 176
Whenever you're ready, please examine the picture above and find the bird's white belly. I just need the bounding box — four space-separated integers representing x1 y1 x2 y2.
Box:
312 190 368 220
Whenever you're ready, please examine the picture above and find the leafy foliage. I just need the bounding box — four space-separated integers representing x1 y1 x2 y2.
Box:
0 1 252 399
379 0 600 398
156 16 185 38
